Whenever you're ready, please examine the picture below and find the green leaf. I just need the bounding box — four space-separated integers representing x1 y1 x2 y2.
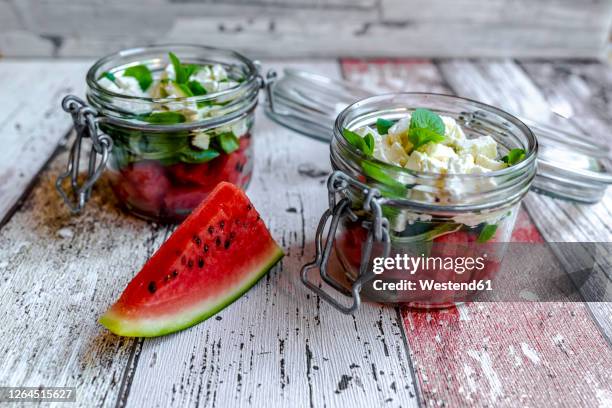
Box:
363 133 375 156
376 118 396 135
477 224 498 243
342 128 375 157
123 65 153 91
176 83 194 97
184 64 199 79
179 148 220 164
141 111 186 124
409 128 446 149
218 133 240 154
407 108 446 149
188 80 207 96
409 108 445 135
502 148 526 165
362 161 407 197
169 52 188 84
99 71 117 83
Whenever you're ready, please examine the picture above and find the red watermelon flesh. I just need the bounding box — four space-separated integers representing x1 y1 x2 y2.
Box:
100 182 284 337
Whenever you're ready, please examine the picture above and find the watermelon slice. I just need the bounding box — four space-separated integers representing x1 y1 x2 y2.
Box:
100 182 284 337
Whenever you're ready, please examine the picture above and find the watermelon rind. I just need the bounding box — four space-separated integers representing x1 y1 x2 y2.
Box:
99 244 283 337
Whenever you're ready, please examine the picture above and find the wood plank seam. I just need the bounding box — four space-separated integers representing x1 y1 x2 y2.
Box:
0 127 71 230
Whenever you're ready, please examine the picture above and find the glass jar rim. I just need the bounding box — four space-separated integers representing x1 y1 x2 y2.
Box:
331 92 539 212
333 92 538 180
86 43 260 106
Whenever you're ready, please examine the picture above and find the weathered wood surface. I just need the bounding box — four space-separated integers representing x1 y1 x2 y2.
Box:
342 58 612 407
1 0 611 59
437 58 612 344
0 60 91 227
0 56 611 408
0 60 419 408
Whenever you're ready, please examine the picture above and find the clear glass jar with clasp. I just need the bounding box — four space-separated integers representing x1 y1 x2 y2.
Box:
57 44 272 222
301 93 538 313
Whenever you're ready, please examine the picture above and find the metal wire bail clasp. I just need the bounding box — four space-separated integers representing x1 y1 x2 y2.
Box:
56 95 113 213
301 171 391 314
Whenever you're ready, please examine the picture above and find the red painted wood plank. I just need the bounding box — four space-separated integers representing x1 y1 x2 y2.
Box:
340 58 611 408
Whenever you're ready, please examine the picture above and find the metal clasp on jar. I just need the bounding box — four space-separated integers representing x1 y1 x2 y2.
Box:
301 171 391 314
56 95 112 213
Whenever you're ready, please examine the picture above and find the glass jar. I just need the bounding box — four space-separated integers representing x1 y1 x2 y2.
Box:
57 45 264 222
301 93 538 313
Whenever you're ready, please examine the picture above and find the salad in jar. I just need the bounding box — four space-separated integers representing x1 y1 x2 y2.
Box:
323 95 536 309
86 47 258 222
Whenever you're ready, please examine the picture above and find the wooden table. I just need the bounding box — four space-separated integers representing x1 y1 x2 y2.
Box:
0 57 610 408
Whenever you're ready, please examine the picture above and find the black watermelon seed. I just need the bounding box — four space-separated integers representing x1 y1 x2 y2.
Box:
224 240 231 249
208 226 214 235
198 257 204 268
193 235 201 246
247 204 252 210
204 244 209 253
216 237 221 247
220 221 225 230
188 259 194 268
172 270 179 277
148 281 156 294
256 215 260 221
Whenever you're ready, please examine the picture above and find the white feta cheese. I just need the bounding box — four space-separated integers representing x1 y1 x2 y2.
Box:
388 117 411 136
418 143 458 163
441 116 466 146
475 154 506 171
447 154 475 174
457 135 498 159
191 131 211 150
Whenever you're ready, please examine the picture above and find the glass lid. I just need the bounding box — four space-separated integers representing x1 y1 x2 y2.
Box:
265 69 612 203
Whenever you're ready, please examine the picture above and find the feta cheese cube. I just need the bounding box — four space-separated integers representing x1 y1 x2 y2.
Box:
475 154 506 171
447 154 475 174
418 143 458 162
388 117 410 136
457 136 498 159
441 116 466 146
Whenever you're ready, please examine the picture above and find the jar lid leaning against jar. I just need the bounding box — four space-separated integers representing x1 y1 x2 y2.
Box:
301 93 539 313
56 44 277 223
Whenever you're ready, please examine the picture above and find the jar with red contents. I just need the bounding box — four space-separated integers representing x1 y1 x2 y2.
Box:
57 45 267 222
300 94 539 312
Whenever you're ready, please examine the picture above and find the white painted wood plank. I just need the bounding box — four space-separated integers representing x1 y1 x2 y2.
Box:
0 157 176 406
0 60 91 226
0 0 610 58
122 60 419 408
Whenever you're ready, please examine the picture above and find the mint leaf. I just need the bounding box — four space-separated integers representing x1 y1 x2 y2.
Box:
502 148 526 165
409 128 445 149
99 71 117 83
342 128 375 157
376 118 396 135
141 111 186 124
410 108 445 135
123 65 153 91
408 108 445 149
477 224 498 243
169 52 189 84
175 82 194 97
179 148 220 163
363 133 375 156
188 80 207 96
362 161 407 197
218 133 240 154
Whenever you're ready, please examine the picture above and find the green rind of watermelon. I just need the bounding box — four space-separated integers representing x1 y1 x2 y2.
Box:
99 244 283 337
